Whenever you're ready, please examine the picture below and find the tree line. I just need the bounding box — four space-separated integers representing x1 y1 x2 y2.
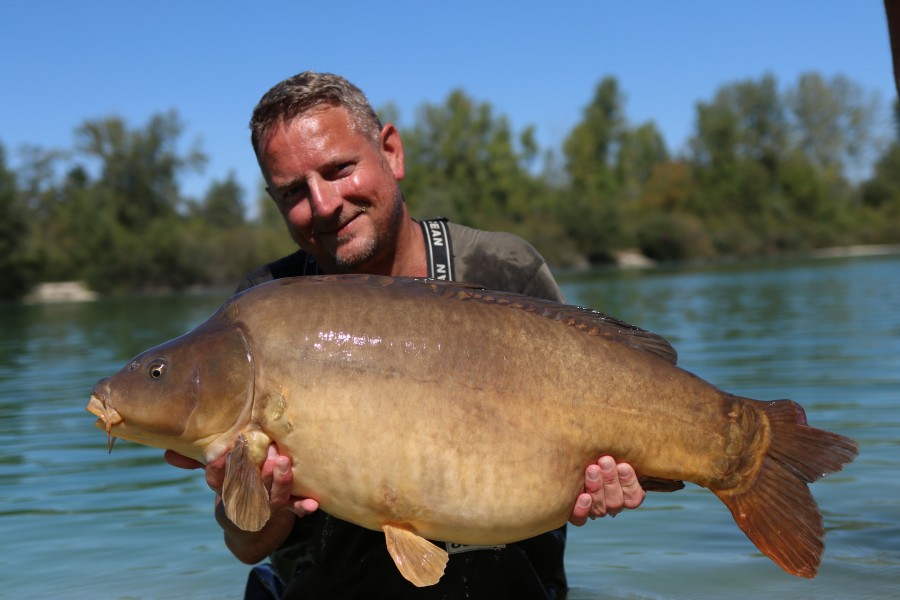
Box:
2 71 899 300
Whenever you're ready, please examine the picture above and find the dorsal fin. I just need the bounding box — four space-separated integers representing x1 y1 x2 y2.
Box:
566 306 678 365
447 285 678 365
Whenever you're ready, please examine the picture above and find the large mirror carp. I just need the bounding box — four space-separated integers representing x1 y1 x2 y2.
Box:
88 275 858 586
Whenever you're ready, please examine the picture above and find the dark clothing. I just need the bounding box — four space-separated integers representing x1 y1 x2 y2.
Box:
269 515 567 600
239 220 568 599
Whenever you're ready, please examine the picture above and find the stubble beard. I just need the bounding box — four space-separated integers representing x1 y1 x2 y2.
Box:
294 193 407 274
332 207 377 272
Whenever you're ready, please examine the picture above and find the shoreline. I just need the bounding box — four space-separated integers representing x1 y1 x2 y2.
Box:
19 244 900 303
808 243 900 259
611 243 900 270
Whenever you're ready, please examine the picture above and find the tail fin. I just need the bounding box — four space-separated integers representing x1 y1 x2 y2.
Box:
713 399 858 578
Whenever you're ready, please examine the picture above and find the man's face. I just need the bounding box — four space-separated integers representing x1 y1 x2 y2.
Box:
258 105 406 274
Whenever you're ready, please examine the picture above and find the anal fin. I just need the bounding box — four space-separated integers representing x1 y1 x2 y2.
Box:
223 433 271 532
383 523 448 587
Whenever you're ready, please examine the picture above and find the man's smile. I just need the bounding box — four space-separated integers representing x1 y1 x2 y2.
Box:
315 211 366 239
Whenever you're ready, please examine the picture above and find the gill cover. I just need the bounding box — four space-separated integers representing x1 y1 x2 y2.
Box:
177 321 255 449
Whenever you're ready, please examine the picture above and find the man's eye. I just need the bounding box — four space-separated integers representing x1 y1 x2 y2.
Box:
281 185 307 206
330 163 353 179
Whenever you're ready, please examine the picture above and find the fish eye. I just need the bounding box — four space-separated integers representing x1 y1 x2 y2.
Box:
148 360 167 379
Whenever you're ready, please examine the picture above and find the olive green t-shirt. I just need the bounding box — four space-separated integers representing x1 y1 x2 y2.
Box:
236 221 565 304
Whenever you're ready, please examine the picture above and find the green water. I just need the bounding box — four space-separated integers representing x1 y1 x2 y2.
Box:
1 254 897 598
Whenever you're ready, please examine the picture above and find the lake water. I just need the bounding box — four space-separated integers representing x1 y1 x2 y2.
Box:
1 254 897 599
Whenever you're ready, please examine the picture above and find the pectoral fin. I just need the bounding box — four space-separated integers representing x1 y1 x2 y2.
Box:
222 433 271 532
383 523 448 587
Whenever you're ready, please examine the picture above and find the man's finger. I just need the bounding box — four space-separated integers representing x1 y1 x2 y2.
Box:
596 456 623 517
268 456 293 507
164 450 203 470
289 497 320 517
205 455 227 493
569 493 593 526
618 463 646 509
584 463 602 494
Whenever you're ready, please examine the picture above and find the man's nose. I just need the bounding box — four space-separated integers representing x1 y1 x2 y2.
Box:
308 178 342 220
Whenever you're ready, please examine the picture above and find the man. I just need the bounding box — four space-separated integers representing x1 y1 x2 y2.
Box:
167 71 645 599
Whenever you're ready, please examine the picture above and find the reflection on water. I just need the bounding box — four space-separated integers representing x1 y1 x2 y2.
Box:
1 256 897 598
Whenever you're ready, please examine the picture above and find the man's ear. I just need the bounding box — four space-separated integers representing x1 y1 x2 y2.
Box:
380 123 405 181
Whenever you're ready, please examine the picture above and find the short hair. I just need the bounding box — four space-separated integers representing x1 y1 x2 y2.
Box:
250 71 383 154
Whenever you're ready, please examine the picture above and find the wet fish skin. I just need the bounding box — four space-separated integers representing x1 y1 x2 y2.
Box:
87 274 858 586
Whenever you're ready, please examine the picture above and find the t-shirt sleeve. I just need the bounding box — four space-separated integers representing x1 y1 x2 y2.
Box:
448 224 565 303
522 261 566 303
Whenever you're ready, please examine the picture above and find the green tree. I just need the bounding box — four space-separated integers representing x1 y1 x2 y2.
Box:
0 143 34 299
401 89 539 229
787 72 880 177
68 111 208 292
248 183 299 266
863 143 900 210
45 165 97 280
689 74 788 208
255 182 287 229
859 101 900 241
687 74 802 253
631 160 714 261
194 171 246 228
563 77 625 197
684 71 888 253
75 111 206 230
13 145 63 280
559 77 635 262
615 122 669 200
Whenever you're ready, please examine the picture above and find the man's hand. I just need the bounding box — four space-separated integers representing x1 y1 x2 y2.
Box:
163 447 318 517
256 445 319 516
569 456 646 526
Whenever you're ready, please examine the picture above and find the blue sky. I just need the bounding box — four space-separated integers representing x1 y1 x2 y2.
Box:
1 1 895 207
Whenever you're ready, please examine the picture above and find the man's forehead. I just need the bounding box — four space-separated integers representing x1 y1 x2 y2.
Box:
264 105 363 149
258 117 320 162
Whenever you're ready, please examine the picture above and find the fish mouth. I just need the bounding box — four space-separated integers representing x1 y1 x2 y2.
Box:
87 393 124 452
